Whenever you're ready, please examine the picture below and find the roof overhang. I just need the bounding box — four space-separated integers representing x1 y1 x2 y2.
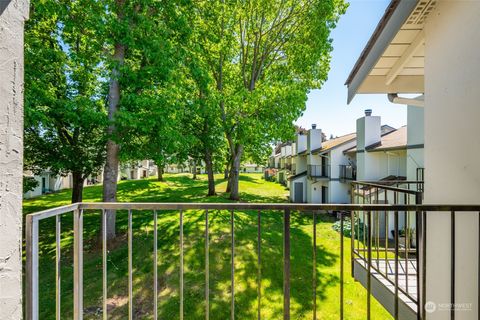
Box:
345 0 436 103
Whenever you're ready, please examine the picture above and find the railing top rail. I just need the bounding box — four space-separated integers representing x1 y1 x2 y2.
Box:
26 202 480 221
26 203 80 221
352 181 422 195
354 180 424 184
79 202 480 211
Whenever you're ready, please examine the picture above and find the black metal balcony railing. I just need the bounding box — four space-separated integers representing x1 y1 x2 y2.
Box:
25 202 480 320
351 181 423 319
307 164 330 178
339 165 356 181
416 168 425 193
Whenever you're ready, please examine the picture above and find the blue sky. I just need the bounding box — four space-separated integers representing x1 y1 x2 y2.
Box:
296 0 407 137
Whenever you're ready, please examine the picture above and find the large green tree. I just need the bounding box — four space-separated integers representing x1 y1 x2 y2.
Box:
183 34 226 195
101 0 192 237
197 0 347 200
24 0 107 203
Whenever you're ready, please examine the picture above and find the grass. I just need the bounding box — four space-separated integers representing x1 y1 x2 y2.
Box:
23 173 392 319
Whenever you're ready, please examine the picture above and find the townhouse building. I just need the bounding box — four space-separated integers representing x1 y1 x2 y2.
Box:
288 124 356 204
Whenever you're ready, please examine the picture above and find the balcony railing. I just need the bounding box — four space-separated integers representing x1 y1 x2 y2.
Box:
339 165 356 181
25 202 480 320
307 164 330 178
416 168 425 193
351 181 423 319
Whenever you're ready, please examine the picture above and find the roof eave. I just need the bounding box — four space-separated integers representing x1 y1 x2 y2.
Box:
345 0 419 104
367 146 407 153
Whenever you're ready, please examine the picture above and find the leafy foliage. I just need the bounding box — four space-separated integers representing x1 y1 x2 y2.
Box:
24 0 347 202
194 0 348 198
24 0 108 191
108 0 195 170
23 176 39 193
332 217 366 240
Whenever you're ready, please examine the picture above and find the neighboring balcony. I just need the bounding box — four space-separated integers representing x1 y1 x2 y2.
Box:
285 163 292 171
307 164 330 179
350 181 424 320
339 165 356 181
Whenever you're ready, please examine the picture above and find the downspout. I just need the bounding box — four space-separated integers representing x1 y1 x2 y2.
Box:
388 93 424 107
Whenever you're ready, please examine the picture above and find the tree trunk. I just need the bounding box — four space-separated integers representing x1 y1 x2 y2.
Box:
224 155 231 180
102 42 125 240
226 155 234 192
157 166 164 181
205 149 216 196
229 145 243 201
71 171 85 203
192 160 197 180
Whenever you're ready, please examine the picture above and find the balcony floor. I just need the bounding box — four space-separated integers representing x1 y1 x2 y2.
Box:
353 258 418 319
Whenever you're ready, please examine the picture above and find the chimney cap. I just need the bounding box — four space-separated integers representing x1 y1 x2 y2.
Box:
311 124 317 129
365 109 372 116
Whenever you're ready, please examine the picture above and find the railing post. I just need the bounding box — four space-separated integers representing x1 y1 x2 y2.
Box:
102 210 108 320
180 210 185 320
204 210 209 320
128 210 133 320
415 191 423 205
340 213 344 320
350 208 355 277
394 210 399 320
367 210 372 320
422 211 427 320
313 211 317 320
257 210 262 320
283 209 291 320
231 210 235 320
56 215 62 320
416 210 422 320
73 208 83 320
153 210 158 320
450 211 456 320
26 215 39 320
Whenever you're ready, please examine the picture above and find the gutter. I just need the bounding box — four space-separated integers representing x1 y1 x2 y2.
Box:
387 93 424 107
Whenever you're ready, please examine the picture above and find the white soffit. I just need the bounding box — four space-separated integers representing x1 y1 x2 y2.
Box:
359 1 437 93
347 1 437 101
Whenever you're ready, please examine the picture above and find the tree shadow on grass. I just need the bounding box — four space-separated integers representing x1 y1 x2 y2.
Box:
34 210 341 320
26 174 337 319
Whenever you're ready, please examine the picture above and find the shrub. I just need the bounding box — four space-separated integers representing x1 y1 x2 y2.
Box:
23 176 39 193
332 217 366 240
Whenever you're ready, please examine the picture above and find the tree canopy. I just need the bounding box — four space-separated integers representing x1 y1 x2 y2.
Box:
24 0 108 202
24 0 347 205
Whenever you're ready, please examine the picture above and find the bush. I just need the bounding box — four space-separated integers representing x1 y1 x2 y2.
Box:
332 217 366 240
23 176 39 193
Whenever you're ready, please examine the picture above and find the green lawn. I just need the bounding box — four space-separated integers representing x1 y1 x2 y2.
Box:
24 173 392 319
